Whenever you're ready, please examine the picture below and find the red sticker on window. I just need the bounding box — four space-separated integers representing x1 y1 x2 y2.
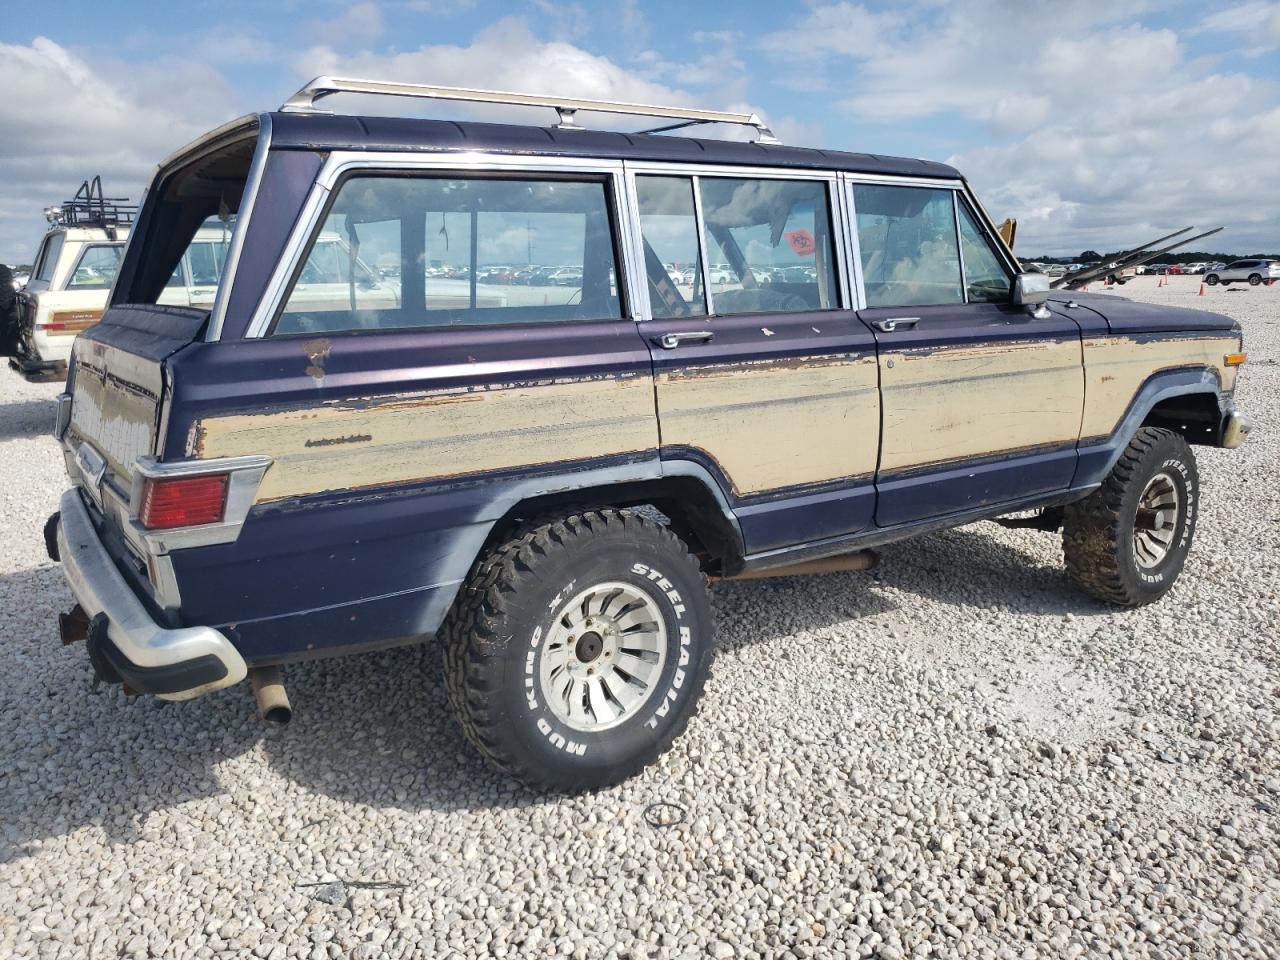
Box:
785 229 816 257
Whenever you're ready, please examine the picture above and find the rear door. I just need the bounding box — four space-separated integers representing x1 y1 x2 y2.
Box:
630 167 880 555
848 180 1084 526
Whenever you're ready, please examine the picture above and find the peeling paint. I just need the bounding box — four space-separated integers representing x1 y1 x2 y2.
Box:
1081 334 1237 440
879 338 1083 472
656 354 879 495
196 372 659 502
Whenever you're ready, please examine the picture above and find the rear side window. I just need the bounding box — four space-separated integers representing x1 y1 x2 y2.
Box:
853 185 962 307
273 174 624 335
67 244 125 289
699 178 838 314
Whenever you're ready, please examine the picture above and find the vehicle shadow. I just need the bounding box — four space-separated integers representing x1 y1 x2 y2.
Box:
0 397 57 443
0 522 1110 862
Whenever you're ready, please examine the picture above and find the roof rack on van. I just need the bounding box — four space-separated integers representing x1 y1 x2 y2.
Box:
280 76 780 144
44 176 137 230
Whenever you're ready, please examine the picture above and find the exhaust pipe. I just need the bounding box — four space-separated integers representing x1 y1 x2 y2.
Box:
726 549 879 580
249 666 292 724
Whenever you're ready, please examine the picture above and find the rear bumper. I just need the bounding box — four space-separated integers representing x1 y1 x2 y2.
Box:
55 488 247 700
8 354 66 382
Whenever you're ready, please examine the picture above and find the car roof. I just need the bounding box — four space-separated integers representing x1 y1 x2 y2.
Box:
266 112 961 181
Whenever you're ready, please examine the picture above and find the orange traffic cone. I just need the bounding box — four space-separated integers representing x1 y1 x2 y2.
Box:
1198 282 1205 296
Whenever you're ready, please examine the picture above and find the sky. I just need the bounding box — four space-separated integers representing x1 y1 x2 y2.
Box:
2 0 1278 265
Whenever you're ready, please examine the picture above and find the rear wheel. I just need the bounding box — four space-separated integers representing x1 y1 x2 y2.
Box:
1062 427 1198 607
1249 273 1263 286
441 508 713 791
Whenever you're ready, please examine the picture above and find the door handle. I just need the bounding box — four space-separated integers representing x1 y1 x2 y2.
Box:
653 330 714 350
871 317 920 333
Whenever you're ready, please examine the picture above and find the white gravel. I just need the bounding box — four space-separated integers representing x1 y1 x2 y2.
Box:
1 274 1277 959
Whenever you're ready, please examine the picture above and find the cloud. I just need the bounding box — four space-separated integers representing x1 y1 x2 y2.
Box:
289 17 737 126
305 1 385 49
0 37 241 262
760 1 1280 254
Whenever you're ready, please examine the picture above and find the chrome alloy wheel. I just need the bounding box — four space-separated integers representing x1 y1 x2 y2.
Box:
538 581 668 732
1133 471 1180 568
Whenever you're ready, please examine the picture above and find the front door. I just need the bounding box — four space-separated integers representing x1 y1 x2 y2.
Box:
849 181 1084 527
630 170 880 555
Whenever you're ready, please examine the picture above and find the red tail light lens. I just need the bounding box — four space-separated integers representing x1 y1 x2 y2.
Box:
139 473 229 530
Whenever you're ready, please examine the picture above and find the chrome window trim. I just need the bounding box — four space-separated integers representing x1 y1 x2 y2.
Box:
690 176 715 316
826 179 853 312
619 167 653 323
206 113 272 342
843 172 964 190
622 159 843 183
245 151 630 339
839 176 868 310
952 192 970 305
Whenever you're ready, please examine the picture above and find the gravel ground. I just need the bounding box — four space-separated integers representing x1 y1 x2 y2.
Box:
1 274 1277 959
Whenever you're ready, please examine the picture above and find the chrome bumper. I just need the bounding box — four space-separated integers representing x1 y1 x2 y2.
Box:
1222 406 1252 449
56 488 247 700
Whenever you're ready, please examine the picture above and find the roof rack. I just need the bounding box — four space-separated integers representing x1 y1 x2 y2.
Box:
280 76 779 144
44 176 137 231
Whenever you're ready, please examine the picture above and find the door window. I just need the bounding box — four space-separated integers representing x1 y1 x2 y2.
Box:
956 201 1012 303
274 174 623 335
853 185 962 307
698 177 839 314
635 176 706 319
67 244 126 289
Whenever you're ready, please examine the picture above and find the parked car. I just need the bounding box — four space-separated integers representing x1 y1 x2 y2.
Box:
48 78 1252 791
1205 259 1280 286
7 203 395 380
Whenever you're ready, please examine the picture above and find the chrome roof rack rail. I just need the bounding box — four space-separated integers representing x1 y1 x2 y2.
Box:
280 76 779 144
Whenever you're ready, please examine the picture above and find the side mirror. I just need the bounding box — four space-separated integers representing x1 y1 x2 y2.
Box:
1012 271 1050 305
1012 271 1052 319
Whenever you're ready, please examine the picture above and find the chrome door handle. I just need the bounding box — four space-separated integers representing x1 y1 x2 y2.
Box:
871 317 920 333
653 330 714 349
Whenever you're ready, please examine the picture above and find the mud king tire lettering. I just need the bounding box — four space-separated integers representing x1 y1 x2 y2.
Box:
1063 427 1199 607
441 509 713 792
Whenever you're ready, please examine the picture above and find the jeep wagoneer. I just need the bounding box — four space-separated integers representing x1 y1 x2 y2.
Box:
49 78 1251 790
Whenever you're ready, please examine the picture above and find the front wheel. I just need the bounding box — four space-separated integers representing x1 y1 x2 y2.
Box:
441 508 713 791
1205 274 1219 285
1249 273 1263 286
1062 427 1198 607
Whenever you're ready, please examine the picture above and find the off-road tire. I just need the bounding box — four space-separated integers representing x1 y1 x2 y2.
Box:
441 508 713 792
1063 427 1198 607
1248 273 1262 286
1205 274 1219 286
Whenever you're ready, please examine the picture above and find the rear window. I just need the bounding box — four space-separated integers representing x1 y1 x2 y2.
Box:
271 174 624 336
114 135 254 306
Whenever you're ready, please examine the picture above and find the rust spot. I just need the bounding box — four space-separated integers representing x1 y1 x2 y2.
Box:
303 338 331 383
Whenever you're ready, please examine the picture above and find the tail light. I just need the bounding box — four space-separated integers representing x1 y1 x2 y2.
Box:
139 473 229 530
